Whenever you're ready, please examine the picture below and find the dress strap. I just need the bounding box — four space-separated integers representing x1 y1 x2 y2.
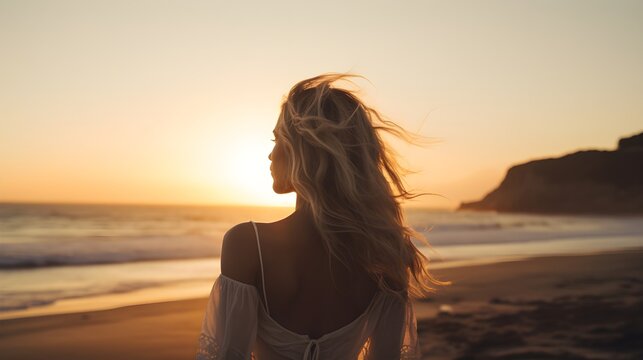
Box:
250 221 269 315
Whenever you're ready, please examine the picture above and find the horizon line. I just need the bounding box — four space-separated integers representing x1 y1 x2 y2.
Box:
0 199 456 211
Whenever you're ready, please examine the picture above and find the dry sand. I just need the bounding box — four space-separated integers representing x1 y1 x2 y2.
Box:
1 249 641 360
417 249 643 359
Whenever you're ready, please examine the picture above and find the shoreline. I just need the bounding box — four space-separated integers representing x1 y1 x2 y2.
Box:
1 248 642 359
3 236 642 321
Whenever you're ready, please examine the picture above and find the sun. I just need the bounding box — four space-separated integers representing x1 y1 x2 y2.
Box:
210 136 295 207
227 142 271 191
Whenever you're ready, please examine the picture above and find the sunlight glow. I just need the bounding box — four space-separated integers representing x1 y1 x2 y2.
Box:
203 131 296 207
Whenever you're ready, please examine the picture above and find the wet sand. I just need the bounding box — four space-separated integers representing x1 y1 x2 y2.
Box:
1 249 641 359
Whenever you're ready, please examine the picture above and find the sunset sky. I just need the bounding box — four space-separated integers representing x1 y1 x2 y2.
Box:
1 0 641 209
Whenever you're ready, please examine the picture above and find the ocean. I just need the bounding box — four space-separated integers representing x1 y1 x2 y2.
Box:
1 202 642 319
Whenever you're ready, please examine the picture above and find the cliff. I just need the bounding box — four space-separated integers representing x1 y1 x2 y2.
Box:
458 132 643 214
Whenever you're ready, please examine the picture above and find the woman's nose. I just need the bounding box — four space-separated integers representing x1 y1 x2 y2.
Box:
268 151 273 161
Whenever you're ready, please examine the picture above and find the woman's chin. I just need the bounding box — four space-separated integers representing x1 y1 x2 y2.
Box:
272 182 293 194
272 183 284 194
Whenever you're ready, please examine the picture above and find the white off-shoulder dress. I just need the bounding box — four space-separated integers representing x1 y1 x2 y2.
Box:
196 222 421 360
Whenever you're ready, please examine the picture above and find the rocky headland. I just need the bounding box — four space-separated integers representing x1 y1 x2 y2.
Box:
459 132 643 214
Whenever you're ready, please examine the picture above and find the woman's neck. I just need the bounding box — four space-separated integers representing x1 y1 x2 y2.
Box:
295 195 308 211
292 195 314 225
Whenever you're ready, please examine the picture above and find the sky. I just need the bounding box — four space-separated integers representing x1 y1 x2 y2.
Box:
1 0 641 209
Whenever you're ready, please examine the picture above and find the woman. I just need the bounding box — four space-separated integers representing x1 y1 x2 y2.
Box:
197 74 441 359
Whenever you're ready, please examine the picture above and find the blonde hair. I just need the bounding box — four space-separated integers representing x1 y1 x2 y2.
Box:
276 73 445 299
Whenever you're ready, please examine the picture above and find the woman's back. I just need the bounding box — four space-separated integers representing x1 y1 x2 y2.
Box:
251 213 379 339
198 217 420 360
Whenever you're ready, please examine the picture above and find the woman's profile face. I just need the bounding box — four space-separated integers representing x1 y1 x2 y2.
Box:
268 126 293 194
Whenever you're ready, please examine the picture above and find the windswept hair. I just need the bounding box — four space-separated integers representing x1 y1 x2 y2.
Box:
276 73 446 299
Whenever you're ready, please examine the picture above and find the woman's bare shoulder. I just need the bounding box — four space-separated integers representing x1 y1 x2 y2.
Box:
220 222 260 286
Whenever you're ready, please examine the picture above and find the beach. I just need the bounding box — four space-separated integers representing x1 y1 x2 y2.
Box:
1 248 641 360
416 249 643 359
